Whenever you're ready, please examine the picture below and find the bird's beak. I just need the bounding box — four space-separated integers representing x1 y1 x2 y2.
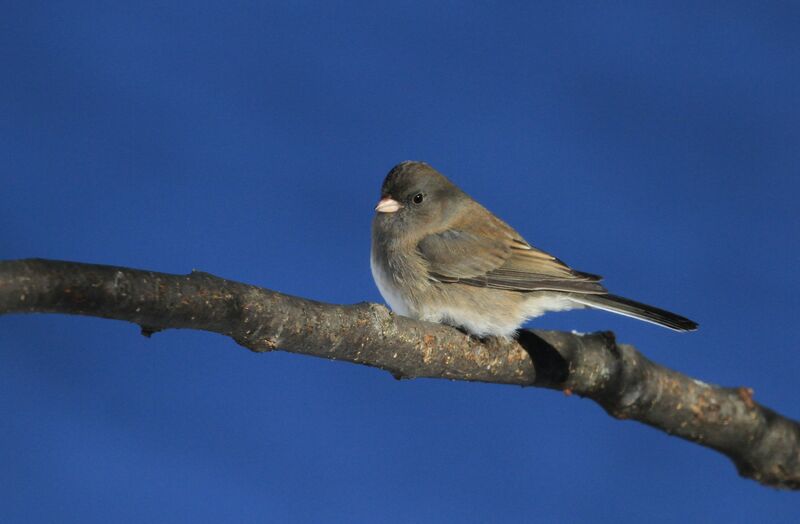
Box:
375 197 402 213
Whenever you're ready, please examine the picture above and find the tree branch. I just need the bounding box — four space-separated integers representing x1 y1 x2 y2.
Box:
1 258 797 489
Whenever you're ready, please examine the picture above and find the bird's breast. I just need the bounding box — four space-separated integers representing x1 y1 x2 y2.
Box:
369 240 431 317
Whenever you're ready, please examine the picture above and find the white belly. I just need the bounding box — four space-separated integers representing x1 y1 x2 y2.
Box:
370 249 580 337
419 293 578 339
370 252 412 316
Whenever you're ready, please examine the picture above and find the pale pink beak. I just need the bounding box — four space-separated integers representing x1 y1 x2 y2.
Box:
375 197 402 213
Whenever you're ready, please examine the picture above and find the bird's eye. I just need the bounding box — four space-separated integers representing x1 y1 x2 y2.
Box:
412 193 424 204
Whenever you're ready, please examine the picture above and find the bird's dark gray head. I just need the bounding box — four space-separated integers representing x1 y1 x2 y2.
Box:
373 161 467 241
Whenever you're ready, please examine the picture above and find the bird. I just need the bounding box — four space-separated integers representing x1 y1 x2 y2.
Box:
370 161 698 338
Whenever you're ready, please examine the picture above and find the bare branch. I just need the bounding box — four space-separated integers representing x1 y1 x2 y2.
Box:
1 258 798 489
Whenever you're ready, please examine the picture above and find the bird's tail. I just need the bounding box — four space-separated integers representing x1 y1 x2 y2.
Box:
568 293 698 332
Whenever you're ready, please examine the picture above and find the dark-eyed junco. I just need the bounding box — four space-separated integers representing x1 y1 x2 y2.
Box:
370 161 698 338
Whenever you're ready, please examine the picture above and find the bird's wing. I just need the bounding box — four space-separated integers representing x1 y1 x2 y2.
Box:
417 212 607 294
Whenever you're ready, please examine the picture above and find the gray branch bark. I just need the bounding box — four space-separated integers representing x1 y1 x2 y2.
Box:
1 258 798 489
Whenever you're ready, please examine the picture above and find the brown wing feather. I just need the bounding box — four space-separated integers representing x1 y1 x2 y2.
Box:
418 203 607 294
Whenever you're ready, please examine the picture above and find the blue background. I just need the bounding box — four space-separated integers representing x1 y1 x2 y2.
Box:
2 2 798 522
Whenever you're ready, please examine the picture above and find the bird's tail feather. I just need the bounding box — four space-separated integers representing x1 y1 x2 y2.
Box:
568 293 698 332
